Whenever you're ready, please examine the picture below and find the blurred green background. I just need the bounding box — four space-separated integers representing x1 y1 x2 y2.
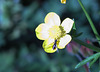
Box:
0 0 100 72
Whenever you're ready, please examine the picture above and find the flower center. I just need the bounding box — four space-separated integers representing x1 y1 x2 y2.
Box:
48 25 61 39
48 25 65 39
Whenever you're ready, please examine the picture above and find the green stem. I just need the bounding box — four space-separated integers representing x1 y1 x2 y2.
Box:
99 58 100 72
73 38 100 71
77 0 100 44
73 38 100 52
77 0 100 71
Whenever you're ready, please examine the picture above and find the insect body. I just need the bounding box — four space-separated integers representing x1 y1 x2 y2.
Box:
52 40 59 52
53 40 57 50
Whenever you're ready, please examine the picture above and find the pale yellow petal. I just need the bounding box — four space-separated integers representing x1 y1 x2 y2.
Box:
57 34 72 49
43 38 54 48
61 0 66 4
44 46 57 53
44 12 60 26
61 18 74 33
35 23 49 40
42 38 57 53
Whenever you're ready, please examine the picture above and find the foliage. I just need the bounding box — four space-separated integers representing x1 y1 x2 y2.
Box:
0 0 100 72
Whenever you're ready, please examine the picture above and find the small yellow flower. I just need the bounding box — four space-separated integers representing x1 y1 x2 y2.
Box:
35 12 74 53
61 0 66 4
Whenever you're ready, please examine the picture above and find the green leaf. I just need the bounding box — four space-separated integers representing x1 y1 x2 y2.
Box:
72 19 76 30
73 32 83 38
75 52 100 69
73 38 100 52
89 54 100 68
72 19 83 38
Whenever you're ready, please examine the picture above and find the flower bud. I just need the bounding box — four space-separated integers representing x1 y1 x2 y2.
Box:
80 40 93 57
66 41 80 54
60 0 66 4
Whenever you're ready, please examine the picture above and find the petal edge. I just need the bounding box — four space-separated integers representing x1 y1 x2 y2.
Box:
57 34 72 49
42 38 57 53
44 12 61 26
61 18 74 33
35 24 49 40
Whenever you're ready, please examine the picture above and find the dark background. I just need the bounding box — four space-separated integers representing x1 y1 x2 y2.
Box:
0 0 100 72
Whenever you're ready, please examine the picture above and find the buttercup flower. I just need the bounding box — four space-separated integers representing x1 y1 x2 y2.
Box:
60 0 66 4
35 12 74 53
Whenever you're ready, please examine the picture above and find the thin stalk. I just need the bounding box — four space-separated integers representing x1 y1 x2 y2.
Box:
77 0 100 44
75 54 91 72
77 0 100 70
99 58 100 72
73 38 100 52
